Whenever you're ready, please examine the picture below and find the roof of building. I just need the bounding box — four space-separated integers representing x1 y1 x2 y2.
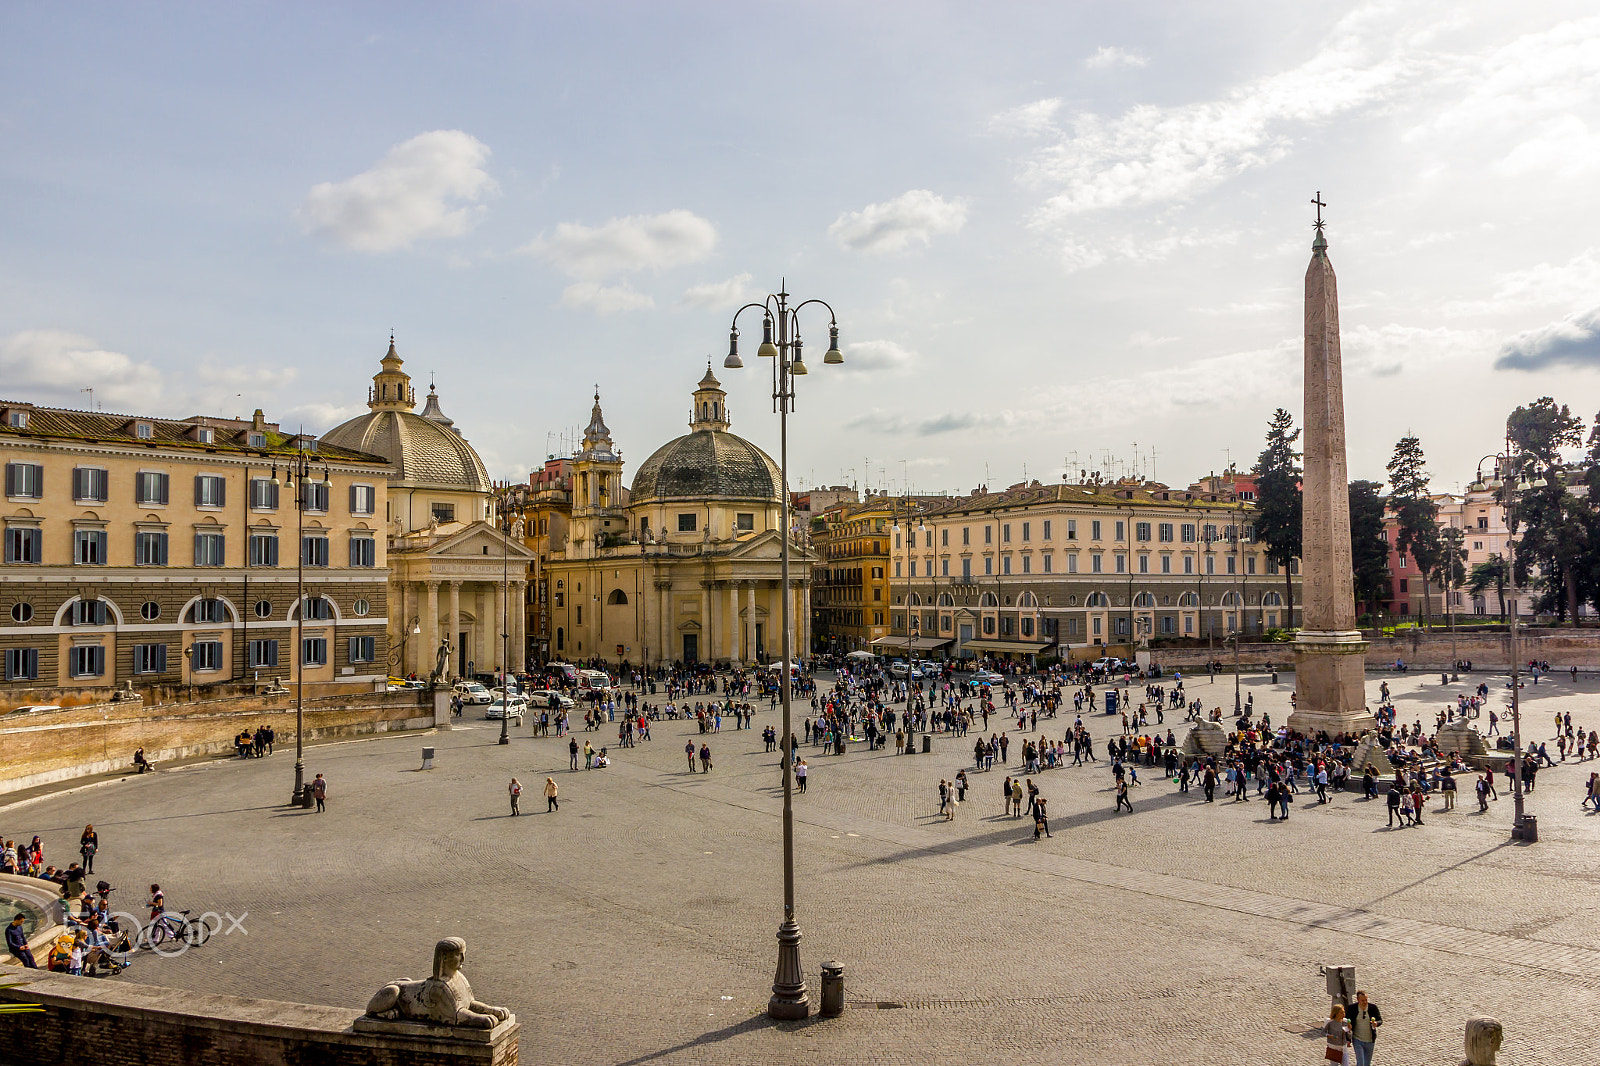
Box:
628 371 781 504
0 401 386 464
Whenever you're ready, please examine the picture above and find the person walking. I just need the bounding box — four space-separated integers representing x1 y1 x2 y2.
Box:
79 825 98 875
1386 783 1402 827
310 773 327 813
508 778 522 816
699 742 712 772
569 736 579 770
6 914 36 968
1349 990 1383 1066
1323 1004 1354 1065
1033 795 1051 838
544 777 559 812
685 740 697 772
1010 778 1024 818
1114 779 1133 813
795 759 808 793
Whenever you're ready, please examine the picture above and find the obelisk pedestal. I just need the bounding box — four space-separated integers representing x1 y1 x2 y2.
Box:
1288 207 1376 739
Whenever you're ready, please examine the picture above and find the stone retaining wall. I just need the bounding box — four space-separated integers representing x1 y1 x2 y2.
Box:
0 970 518 1066
1149 629 1600 673
0 689 434 795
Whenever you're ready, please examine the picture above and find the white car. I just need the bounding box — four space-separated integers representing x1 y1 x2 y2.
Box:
971 670 1004 684
1090 657 1126 672
453 681 492 705
485 696 526 722
527 689 575 711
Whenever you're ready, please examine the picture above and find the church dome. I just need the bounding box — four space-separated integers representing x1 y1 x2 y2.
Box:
321 339 492 493
629 369 782 503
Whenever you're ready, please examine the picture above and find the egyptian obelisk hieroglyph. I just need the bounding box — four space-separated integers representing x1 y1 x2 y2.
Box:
1288 201 1376 739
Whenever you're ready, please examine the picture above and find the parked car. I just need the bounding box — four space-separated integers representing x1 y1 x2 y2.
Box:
888 660 910 679
485 696 526 722
527 689 575 710
453 680 493 705
971 670 1004 684
1090 657 1127 673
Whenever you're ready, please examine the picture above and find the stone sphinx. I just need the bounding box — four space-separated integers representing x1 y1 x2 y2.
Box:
1463 1015 1503 1066
365 937 511 1030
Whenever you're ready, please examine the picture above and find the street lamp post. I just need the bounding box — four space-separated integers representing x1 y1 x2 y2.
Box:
894 503 924 749
273 442 327 808
495 483 513 746
726 282 843 1021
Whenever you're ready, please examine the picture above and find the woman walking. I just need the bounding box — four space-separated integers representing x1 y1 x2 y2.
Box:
1322 1004 1353 1064
508 778 522 816
544 777 559 812
79 825 98 875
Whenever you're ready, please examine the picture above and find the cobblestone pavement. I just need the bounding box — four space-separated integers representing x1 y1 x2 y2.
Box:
4 668 1598 1065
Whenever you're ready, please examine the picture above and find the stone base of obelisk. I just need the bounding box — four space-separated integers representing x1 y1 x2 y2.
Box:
1288 630 1376 737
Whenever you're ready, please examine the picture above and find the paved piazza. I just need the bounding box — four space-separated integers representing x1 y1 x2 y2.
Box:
6 669 1600 1064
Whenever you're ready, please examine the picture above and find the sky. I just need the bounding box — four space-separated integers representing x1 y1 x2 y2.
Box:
4 1 1600 497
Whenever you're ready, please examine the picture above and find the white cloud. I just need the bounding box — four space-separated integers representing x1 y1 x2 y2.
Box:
828 190 967 254
1085 46 1148 71
0 330 163 410
283 401 365 434
298 130 496 253
528 210 716 280
989 98 1062 137
1056 227 1238 272
560 282 655 314
838 339 915 373
1445 249 1600 316
1495 305 1600 371
681 273 756 309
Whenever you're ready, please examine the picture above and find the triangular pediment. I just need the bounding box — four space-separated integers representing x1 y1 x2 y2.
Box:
724 528 816 562
424 521 537 560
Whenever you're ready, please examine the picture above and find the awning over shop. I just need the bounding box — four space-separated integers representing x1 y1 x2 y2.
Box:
958 639 1052 654
869 635 954 651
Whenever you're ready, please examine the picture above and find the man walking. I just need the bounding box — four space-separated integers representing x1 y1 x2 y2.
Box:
508 777 521 816
1349 989 1383 1066
310 773 327 813
1114 779 1133 813
569 736 579 770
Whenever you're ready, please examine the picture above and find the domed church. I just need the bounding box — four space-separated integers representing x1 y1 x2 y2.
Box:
541 368 815 668
324 339 533 680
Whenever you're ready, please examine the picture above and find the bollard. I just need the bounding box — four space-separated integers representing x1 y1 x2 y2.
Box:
421 746 435 770
922 734 931 753
1515 814 1537 842
1271 671 1279 684
819 960 845 1017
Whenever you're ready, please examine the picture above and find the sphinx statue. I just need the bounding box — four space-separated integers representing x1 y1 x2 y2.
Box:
365 937 511 1029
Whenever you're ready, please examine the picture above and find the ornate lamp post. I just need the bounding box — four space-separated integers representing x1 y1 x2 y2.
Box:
725 281 843 1021
272 441 327 808
1470 441 1546 841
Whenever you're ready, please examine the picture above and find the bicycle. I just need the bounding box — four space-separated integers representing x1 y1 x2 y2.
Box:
137 909 218 954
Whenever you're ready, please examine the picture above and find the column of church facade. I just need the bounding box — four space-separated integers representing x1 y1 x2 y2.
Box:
447 580 462 679
424 580 440 679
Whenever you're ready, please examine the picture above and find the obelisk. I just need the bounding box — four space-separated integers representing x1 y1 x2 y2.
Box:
1288 197 1376 739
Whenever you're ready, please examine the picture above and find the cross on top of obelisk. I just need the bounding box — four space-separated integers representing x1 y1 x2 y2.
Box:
1311 191 1326 233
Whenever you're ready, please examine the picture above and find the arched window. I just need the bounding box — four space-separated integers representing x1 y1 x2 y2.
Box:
607 589 628 605
980 592 999 608
908 592 921 606
1261 591 1283 606
1221 591 1244 607
1132 591 1156 608
938 592 954 607
1179 591 1200 607
1017 591 1038 608
1085 592 1109 608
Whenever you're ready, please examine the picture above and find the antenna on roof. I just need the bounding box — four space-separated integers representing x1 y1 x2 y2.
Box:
80 387 95 411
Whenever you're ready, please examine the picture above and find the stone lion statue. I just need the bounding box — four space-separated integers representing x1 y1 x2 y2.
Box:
1463 1015 1502 1066
365 937 510 1029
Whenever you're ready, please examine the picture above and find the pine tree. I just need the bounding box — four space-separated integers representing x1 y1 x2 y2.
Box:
1348 480 1388 618
1506 398 1586 622
1252 408 1302 626
1386 435 1442 628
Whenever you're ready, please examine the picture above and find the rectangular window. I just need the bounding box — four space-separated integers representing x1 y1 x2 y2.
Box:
984 557 993 576
72 467 109 502
1067 553 1078 573
135 421 152 439
194 475 226 508
134 531 168 566
248 432 267 449
1162 617 1176 635
73 529 108 565
430 502 455 524
349 636 376 663
1043 554 1052 573
69 644 105 678
1398 555 1407 569
961 559 971 580
302 482 330 513
1002 524 1011 543
4 647 40 681
1115 617 1129 636
1398 578 1409 593
941 558 949 577
1115 520 1125 541
1115 553 1126 573
349 484 376 515
1091 520 1101 541
247 639 279 668
1206 555 1215 575
1068 618 1079 636
4 462 43 499
193 598 227 623
1158 523 1173 542
1093 617 1102 636
4 411 26 429
734 512 754 531
1185 615 1194 634
1246 555 1257 575
1242 524 1256 543
1002 556 1011 575
71 599 107 626
1138 554 1148 573
894 560 902 578
1091 553 1102 573
136 471 170 506
349 536 376 567
196 427 214 444
961 527 970 546
1022 555 1031 574
941 529 949 547
249 533 279 567
1225 555 1235 574
250 478 280 510
301 637 328 667
1021 522 1030 541
1185 555 1194 575
1182 523 1196 542
1161 555 1171 574
3 526 41 564
194 532 226 567
677 513 697 532
985 526 993 544
1135 522 1151 542
302 535 330 567
1204 524 1218 542
191 640 224 672
1043 520 1052 539
1066 519 1076 540
1266 557 1280 575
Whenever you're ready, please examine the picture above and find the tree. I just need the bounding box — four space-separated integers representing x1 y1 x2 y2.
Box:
1252 408 1303 625
1435 525 1468 624
1468 556 1510 622
1506 398 1586 622
1348 480 1389 618
1386 435 1443 627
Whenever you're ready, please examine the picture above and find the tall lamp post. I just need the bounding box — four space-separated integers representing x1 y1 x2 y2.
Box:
893 502 924 748
494 483 514 745
725 282 844 1021
1470 442 1545 841
273 441 327 808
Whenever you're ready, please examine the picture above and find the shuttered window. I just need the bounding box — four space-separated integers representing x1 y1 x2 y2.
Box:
3 648 39 681
4 463 43 499
134 531 168 566
349 636 376 663
136 472 170 506
69 645 105 677
301 637 328 666
302 535 330 567
194 475 226 508
349 484 375 515
250 478 280 510
72 467 109 502
73 529 108 565
194 532 226 566
71 599 108 626
191 640 223 671
132 644 168 674
349 536 375 567
249 533 279 567
301 596 332 620
192 598 228 623
302 482 329 513
247 639 278 668
3 527 42 563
